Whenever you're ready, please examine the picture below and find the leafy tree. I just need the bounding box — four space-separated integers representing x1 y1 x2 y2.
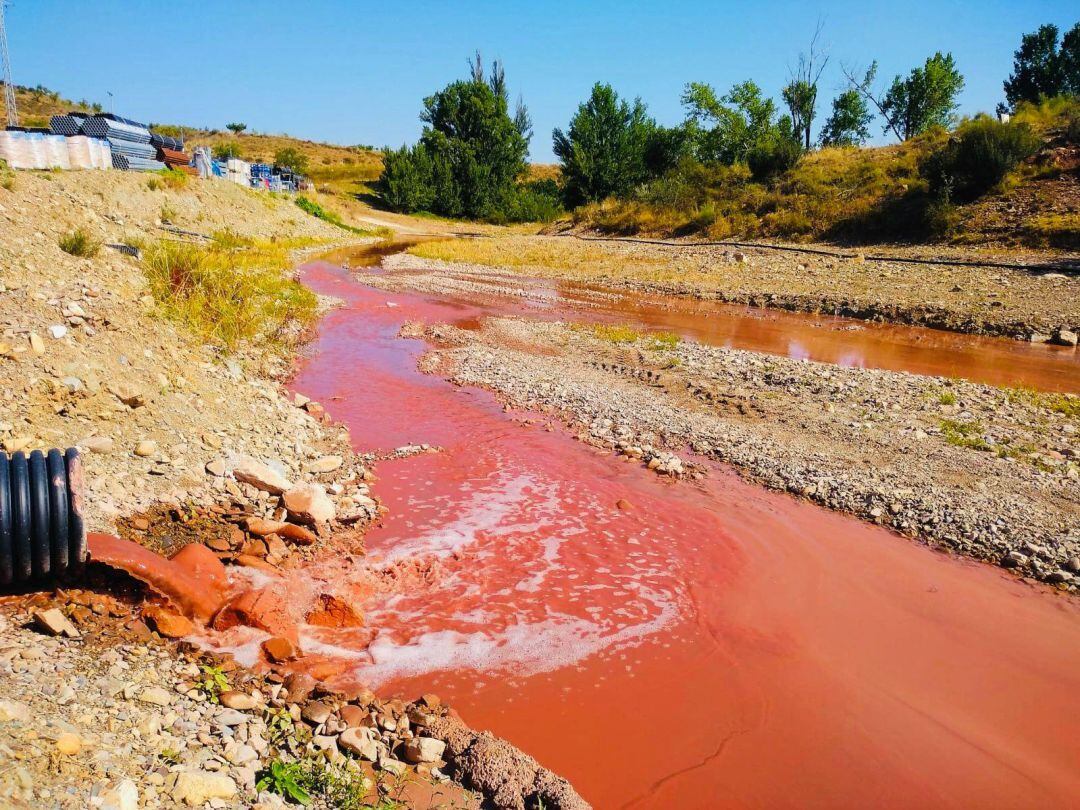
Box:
553 83 658 206
782 22 829 150
212 142 242 161
1003 23 1080 108
274 147 309 175
819 89 873 146
377 54 530 220
225 122 247 135
845 53 964 141
682 80 784 164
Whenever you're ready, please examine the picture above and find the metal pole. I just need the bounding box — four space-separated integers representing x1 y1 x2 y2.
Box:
0 1 18 128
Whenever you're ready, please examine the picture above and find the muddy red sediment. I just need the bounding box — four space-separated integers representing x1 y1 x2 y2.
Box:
87 533 230 622
264 261 1080 808
376 261 1080 393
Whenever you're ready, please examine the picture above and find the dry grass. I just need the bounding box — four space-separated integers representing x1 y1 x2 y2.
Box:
141 234 321 351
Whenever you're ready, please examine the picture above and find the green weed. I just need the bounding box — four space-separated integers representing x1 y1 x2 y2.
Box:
58 227 100 258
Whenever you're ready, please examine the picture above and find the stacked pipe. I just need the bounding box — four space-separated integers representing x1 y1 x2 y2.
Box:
0 449 86 586
49 114 82 136
81 115 165 172
156 145 193 172
149 132 184 151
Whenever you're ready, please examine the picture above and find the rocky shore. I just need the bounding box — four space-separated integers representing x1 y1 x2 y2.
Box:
407 316 1079 588
0 172 590 808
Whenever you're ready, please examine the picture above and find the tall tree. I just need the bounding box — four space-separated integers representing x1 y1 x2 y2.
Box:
819 89 873 147
378 55 529 219
682 80 782 164
782 21 829 150
844 53 964 141
1003 22 1080 108
553 83 656 206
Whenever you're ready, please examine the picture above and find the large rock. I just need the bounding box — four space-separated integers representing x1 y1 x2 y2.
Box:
1051 328 1078 347
404 736 446 763
233 456 293 495
338 726 380 761
33 608 80 638
243 516 317 545
143 605 194 638
305 593 364 628
213 587 298 644
283 483 335 525
171 771 238 806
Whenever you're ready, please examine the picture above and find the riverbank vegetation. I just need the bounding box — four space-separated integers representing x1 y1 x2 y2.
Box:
141 232 320 351
376 21 1079 245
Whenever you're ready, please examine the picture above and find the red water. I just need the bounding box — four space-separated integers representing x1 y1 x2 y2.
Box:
87 533 230 622
372 261 1080 393
277 260 1080 808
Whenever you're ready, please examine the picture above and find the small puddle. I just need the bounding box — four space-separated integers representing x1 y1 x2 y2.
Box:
276 258 1080 808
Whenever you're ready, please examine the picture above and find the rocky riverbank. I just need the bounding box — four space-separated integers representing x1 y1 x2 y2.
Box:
404 234 1080 340
0 172 591 808
405 315 1079 589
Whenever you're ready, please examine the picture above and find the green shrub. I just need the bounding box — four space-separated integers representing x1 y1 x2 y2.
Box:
58 228 100 258
212 142 242 161
922 116 1041 202
294 195 377 234
747 135 803 181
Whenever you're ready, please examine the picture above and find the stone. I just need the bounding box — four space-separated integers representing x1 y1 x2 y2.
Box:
338 705 371 729
171 771 238 806
218 691 258 711
404 736 446 764
109 382 146 408
1046 570 1073 584
305 593 364 628
48 324 68 339
1051 329 1078 347
378 753 407 776
283 672 317 702
2 436 32 453
224 742 258 765
205 458 227 477
283 482 335 525
143 606 194 639
306 455 343 474
262 636 301 663
1066 557 1080 575
134 440 158 457
419 693 442 709
33 608 81 638
615 498 633 510
28 332 44 354
233 457 293 495
215 708 247 727
81 435 114 454
243 516 317 545
138 687 173 707
98 779 138 810
213 587 298 643
55 732 82 755
338 726 380 761
0 700 31 723
302 701 333 725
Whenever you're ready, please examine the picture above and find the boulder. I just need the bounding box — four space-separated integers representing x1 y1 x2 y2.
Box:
305 593 364 628
170 771 237 807
283 483 335 525
404 736 446 764
262 636 301 663
233 457 293 495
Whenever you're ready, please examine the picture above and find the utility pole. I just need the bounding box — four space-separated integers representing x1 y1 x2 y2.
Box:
0 1 17 128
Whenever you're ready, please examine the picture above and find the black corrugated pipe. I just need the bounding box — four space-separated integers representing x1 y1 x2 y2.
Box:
0 449 86 585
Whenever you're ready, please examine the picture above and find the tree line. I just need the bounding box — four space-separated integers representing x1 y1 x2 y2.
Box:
378 21 1080 223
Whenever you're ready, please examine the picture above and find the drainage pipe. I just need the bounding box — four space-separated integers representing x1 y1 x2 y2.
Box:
0 449 85 585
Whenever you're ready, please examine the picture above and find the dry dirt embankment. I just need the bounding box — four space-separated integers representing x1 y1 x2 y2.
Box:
0 172 589 809
407 234 1080 340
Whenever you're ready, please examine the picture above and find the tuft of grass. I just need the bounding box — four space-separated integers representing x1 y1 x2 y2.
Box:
58 227 101 258
1007 387 1080 419
940 418 993 452
141 236 319 351
158 167 190 190
0 160 15 191
256 760 312 806
575 322 680 351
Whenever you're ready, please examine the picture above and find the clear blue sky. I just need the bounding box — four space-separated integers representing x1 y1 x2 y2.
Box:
5 1 1077 161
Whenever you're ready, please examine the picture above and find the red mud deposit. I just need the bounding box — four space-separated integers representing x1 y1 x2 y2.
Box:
274 260 1080 809
87 533 229 623
377 262 1080 393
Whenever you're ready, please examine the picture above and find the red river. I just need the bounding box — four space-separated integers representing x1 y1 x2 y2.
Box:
259 258 1079 808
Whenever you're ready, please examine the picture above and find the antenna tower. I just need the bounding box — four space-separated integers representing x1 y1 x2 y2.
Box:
1 2 17 128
